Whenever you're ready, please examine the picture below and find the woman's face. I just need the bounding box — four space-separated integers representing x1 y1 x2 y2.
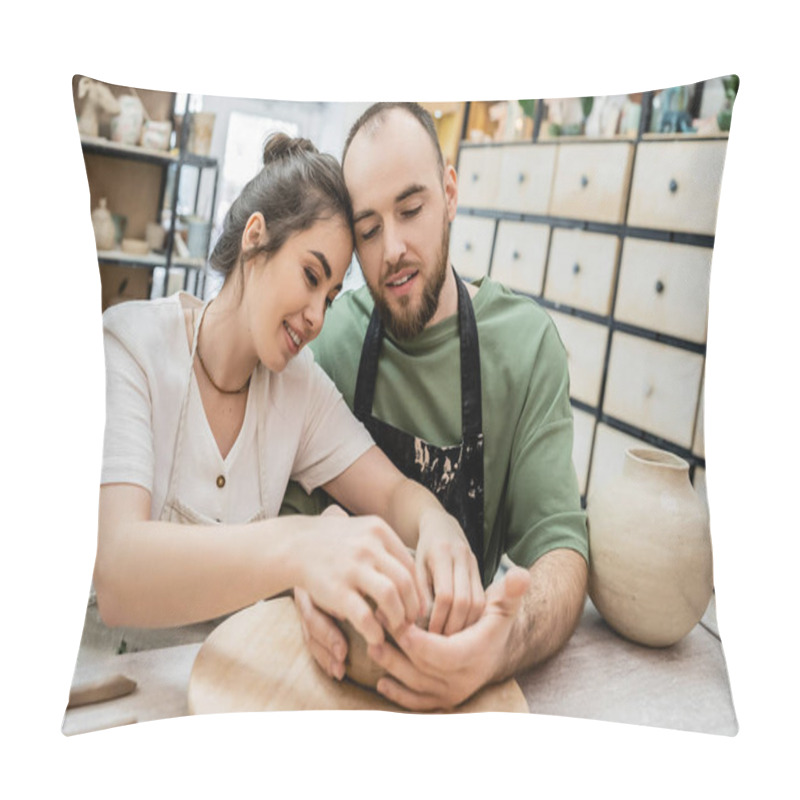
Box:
243 215 353 372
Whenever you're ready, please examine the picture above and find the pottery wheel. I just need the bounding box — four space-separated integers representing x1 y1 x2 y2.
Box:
188 597 529 715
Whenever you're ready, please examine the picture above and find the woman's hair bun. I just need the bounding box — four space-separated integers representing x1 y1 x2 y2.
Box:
262 132 318 166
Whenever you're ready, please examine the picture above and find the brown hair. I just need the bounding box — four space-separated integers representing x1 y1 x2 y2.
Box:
341 102 444 176
210 133 354 280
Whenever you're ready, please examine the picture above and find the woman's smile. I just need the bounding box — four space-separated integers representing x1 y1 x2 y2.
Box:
283 319 305 353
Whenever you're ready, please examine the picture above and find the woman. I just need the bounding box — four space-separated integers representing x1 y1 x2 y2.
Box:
95 133 484 656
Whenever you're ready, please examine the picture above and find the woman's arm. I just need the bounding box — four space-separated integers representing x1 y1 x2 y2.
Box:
322 446 485 635
94 482 422 646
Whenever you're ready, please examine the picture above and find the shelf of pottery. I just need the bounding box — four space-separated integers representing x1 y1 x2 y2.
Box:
446 77 737 510
72 76 220 311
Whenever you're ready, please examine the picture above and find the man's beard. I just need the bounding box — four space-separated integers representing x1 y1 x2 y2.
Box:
369 221 450 341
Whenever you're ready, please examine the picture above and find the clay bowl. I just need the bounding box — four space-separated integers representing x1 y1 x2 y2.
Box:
339 604 431 689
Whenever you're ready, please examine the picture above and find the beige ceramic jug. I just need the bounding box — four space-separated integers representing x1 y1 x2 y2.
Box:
587 446 713 647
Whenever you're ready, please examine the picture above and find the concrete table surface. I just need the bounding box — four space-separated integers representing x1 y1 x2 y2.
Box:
518 597 737 735
63 596 737 736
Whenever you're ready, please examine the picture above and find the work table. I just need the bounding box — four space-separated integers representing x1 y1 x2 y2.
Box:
62 595 737 737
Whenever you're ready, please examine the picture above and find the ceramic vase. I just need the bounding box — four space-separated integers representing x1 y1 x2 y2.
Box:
587 447 713 648
110 95 144 146
91 198 116 251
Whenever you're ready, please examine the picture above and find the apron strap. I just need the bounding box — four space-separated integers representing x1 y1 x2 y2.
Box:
456 272 482 439
353 305 383 422
354 268 482 441
162 300 212 512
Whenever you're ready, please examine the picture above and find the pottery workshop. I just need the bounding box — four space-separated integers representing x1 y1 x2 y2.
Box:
64 74 738 736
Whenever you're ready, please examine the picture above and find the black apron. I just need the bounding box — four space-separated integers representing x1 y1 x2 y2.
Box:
353 270 485 577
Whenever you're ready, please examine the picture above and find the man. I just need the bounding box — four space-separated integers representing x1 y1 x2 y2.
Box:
283 102 588 711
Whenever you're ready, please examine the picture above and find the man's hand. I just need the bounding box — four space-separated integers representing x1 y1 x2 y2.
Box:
414 508 485 635
367 565 532 710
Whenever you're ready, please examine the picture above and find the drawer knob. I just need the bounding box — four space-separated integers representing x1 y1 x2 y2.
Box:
644 383 654 399
512 250 520 261
572 263 581 275
580 175 589 188
465 241 472 252
655 280 665 294
517 172 526 184
669 179 679 193
472 173 479 182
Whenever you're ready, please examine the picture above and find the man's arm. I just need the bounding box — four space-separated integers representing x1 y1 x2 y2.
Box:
364 549 586 711
367 308 589 709
492 548 587 681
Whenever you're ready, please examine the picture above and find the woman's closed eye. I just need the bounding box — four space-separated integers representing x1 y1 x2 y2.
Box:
304 267 319 287
360 225 379 242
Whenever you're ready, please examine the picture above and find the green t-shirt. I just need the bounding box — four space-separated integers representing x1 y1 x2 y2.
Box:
281 276 588 586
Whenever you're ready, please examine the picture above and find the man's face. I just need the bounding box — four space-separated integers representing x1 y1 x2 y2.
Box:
343 109 457 339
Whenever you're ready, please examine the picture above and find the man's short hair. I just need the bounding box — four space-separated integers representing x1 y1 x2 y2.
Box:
342 102 445 177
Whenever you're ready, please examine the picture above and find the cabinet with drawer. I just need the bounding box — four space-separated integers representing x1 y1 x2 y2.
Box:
449 215 495 280
452 88 730 501
495 144 557 214
571 408 597 496
547 311 609 408
490 221 549 295
627 140 727 235
548 142 634 224
614 238 711 344
603 332 704 448
693 378 705 458
544 229 620 316
457 146 503 209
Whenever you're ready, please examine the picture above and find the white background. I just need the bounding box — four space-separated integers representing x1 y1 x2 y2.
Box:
3 1 796 795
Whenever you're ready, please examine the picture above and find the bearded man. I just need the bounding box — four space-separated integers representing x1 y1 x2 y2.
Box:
283 102 589 711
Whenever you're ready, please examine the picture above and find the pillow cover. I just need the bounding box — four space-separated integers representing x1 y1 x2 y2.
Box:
63 75 738 738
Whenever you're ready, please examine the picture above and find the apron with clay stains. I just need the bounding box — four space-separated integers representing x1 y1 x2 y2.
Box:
353 269 485 578
142 300 272 644
160 299 270 526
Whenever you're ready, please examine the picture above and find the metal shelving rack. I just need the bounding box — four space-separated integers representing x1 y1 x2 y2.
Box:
81 91 220 302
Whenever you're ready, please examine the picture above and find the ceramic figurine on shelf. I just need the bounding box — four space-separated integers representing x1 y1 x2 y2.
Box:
110 95 145 146
77 77 121 138
91 198 116 251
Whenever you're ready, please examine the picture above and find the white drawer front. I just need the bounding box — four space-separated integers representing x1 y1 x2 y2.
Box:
604 332 704 447
457 147 502 209
548 142 634 224
614 238 712 344
495 144 557 214
587 422 651 498
544 228 620 315
490 221 549 295
693 377 705 458
571 407 596 496
626 140 727 235
546 310 609 407
449 215 495 280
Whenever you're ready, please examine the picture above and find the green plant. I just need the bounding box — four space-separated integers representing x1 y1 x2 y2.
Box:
717 74 739 132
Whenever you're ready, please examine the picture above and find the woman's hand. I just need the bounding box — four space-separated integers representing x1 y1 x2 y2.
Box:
414 509 485 635
295 506 425 649
295 504 350 681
